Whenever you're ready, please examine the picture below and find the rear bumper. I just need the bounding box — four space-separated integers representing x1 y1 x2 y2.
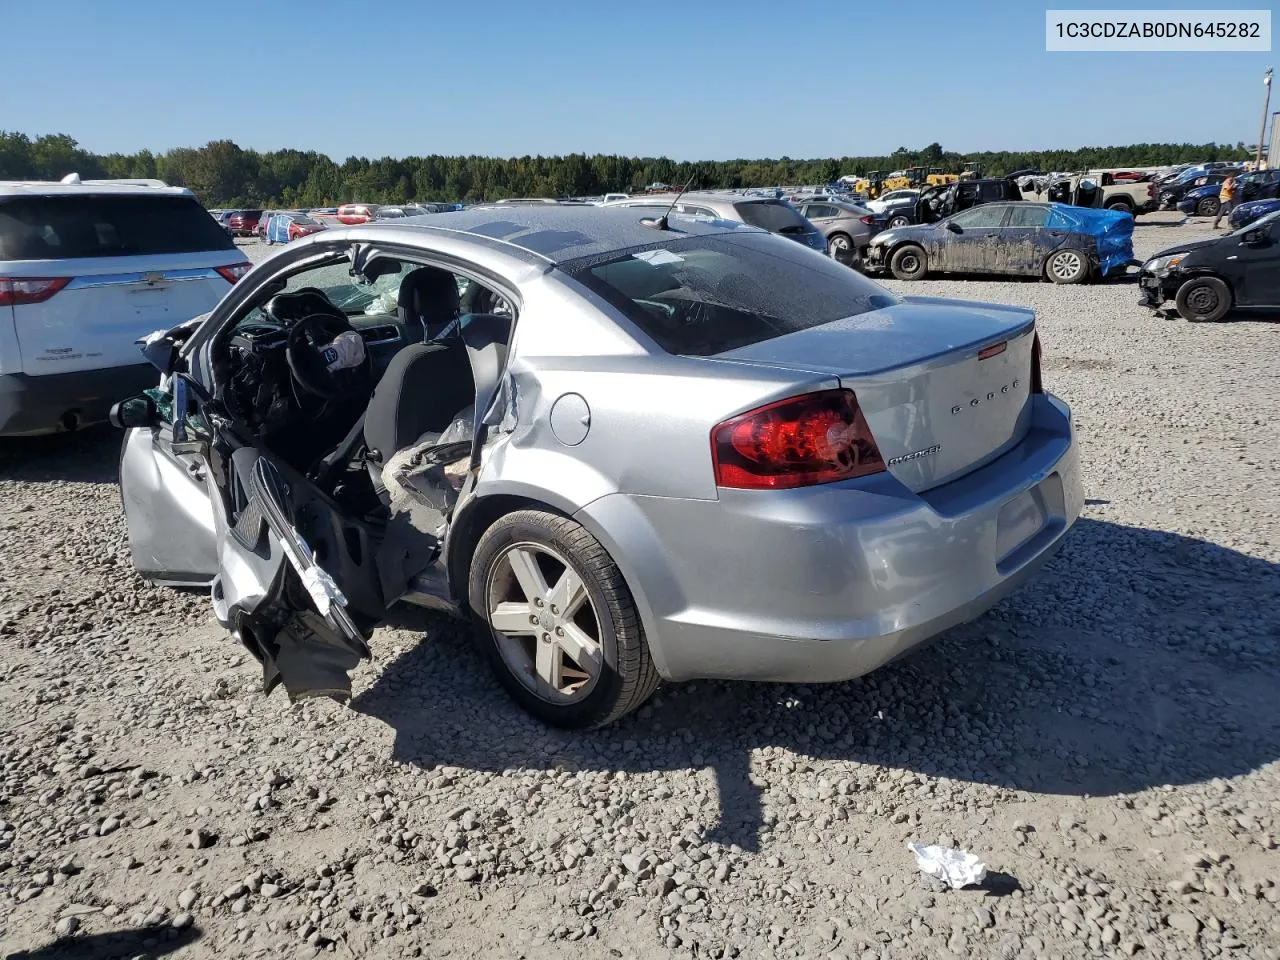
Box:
577 394 1082 683
0 363 157 436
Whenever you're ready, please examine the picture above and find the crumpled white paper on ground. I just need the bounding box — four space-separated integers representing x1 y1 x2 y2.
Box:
907 842 988 890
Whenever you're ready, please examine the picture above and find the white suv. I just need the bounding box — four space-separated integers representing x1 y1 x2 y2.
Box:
0 175 251 436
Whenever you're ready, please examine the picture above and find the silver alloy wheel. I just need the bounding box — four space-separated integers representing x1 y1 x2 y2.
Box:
888 215 910 228
485 542 603 702
1050 250 1084 281
827 233 851 253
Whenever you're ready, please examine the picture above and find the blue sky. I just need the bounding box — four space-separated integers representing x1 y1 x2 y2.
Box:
6 0 1273 159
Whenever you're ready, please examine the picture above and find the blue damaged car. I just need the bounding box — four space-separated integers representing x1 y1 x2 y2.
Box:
863 202 1134 284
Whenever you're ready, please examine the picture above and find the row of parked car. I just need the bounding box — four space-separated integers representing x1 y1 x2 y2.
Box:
2 169 1275 445
207 202 467 242
584 183 1278 324
1160 168 1280 222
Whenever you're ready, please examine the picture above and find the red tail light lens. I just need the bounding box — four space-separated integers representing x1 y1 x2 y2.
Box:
1031 333 1044 394
1147 183 1155 197
0 277 71 307
712 389 885 490
215 263 252 284
859 214 876 225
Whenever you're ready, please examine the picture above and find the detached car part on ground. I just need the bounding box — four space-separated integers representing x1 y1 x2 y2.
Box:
864 202 1135 284
112 207 1082 729
1138 210 1280 322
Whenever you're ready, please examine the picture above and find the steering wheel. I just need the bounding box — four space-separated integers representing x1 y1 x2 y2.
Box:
285 312 372 400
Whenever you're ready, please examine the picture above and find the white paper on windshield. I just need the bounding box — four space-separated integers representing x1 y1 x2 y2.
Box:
634 249 684 266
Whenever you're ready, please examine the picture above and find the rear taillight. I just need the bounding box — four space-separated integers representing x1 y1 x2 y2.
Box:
1031 333 1044 394
1147 184 1155 197
0 277 71 307
859 214 876 225
215 263 252 284
711 389 885 490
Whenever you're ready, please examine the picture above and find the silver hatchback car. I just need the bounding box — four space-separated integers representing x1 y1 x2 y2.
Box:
604 193 827 254
112 207 1081 728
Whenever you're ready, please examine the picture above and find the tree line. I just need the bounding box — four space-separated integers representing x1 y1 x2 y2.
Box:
0 132 1253 207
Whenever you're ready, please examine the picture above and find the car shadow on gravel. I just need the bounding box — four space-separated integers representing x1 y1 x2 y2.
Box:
354 518 1280 852
4 924 200 959
0 425 121 484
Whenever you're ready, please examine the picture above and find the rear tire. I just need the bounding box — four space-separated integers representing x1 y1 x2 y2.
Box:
468 510 659 729
889 244 927 281
1046 249 1089 284
1105 199 1133 215
887 214 911 228
826 232 852 256
1197 196 1220 218
1174 276 1231 322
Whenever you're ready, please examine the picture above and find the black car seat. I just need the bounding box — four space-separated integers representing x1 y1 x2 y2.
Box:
363 341 474 468
313 267 472 492
397 266 460 341
364 267 474 479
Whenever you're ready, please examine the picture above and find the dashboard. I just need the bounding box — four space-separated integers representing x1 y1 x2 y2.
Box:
228 314 414 379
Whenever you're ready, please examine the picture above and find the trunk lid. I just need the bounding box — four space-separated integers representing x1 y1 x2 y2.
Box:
712 296 1037 492
6 252 241 376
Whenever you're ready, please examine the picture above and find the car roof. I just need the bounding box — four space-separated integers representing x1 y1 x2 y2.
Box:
0 178 195 199
334 205 762 264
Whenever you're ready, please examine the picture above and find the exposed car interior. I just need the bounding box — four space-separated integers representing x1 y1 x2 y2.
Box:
209 253 514 521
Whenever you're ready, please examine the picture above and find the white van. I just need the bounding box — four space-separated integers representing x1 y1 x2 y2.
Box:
0 176 251 435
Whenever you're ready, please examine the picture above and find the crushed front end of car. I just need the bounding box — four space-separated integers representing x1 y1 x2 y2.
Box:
1137 255 1185 310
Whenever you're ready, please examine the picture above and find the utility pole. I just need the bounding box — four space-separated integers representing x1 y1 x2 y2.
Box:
1258 67 1274 170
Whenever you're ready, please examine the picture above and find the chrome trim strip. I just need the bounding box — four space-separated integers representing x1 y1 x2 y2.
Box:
66 268 222 290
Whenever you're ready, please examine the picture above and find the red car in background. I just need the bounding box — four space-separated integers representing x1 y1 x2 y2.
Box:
226 209 263 236
336 203 379 224
263 212 327 244
287 214 326 240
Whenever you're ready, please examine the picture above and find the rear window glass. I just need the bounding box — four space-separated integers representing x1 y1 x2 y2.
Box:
566 232 895 356
732 200 812 234
0 195 236 260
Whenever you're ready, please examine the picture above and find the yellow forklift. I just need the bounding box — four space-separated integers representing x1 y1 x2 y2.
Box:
959 161 985 180
881 166 929 191
926 167 960 186
852 170 886 199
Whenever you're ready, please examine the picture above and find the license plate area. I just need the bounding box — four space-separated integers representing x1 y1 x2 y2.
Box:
994 473 1065 574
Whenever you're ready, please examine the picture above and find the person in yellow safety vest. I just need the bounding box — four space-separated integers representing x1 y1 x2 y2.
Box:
1212 174 1238 229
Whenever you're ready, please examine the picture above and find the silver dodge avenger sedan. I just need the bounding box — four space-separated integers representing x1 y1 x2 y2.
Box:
111 206 1081 728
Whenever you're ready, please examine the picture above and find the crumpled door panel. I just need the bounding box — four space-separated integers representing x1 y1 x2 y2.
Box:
211 450 372 701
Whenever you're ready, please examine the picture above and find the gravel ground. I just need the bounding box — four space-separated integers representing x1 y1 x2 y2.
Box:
1 213 1278 960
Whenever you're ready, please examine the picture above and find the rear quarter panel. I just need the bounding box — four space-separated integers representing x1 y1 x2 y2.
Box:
472 272 836 505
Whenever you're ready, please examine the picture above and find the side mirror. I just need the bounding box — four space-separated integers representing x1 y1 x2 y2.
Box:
109 393 161 430
945 221 962 233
